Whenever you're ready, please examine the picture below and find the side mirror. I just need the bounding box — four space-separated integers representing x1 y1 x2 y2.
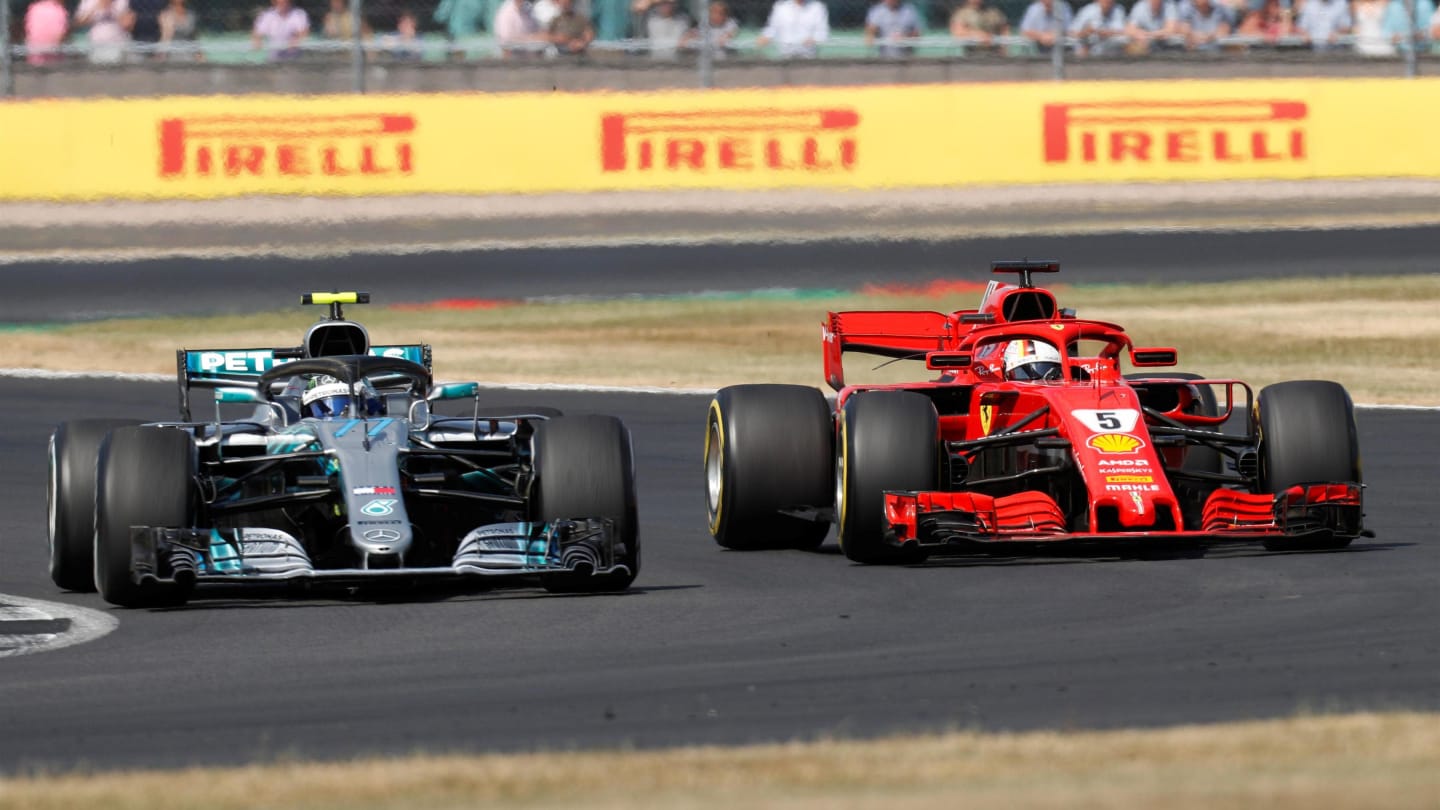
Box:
925 352 973 370
428 382 480 401
215 387 260 404
1130 347 1179 367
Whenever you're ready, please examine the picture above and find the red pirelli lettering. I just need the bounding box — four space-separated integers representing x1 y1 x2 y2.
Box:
158 113 417 179
600 108 860 173
1043 100 1308 165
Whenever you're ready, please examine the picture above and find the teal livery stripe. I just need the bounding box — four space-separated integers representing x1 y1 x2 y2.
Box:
184 345 426 377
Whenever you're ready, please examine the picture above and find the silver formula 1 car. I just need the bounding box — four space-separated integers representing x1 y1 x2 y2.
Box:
47 292 638 607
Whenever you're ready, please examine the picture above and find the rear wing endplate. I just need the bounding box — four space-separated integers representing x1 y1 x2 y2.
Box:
823 311 955 391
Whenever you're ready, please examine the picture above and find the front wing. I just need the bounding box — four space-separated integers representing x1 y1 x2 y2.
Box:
882 484 1365 550
127 519 629 588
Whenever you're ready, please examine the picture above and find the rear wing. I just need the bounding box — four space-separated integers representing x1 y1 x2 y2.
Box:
176 344 431 420
822 261 1071 390
823 311 958 391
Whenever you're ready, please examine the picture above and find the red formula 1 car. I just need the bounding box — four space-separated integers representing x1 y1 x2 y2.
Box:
704 260 1368 563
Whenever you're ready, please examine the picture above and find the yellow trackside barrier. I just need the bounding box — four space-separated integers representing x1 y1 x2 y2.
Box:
2 78 1438 200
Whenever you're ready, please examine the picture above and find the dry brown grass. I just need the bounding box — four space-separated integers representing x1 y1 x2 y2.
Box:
5 276 1438 404
3 712 1439 810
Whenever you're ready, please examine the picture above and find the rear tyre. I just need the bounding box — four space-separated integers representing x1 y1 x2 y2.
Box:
705 385 833 551
532 415 640 593
48 419 143 592
836 391 938 564
1256 380 1361 551
94 426 197 608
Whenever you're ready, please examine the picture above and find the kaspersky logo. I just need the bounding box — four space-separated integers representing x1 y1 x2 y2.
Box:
1043 100 1307 165
1088 433 1145 454
600 108 859 173
159 113 416 179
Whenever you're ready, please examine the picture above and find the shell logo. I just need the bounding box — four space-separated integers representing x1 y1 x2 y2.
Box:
1088 433 1145 454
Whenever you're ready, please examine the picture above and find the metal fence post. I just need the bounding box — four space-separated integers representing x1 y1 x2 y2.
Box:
2 0 14 97
1405 0 1418 77
696 0 713 88
1051 14 1064 80
351 0 366 93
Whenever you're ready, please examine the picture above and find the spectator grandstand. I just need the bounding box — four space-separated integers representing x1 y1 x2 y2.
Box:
2 0 1437 95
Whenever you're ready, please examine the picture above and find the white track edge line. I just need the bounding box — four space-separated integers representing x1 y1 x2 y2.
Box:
1 367 1435 409
5 218 1440 267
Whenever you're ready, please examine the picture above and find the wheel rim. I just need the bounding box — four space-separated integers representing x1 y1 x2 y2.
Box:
704 411 723 528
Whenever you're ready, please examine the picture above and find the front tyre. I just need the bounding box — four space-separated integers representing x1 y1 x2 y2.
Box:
532 415 639 593
47 418 143 592
705 385 833 551
1256 380 1361 551
94 426 197 608
836 391 938 564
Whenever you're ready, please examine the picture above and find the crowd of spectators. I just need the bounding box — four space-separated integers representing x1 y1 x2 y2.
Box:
10 0 1440 63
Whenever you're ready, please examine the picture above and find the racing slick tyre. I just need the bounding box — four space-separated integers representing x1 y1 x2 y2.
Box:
532 415 640 593
705 385 833 551
1256 380 1362 551
836 391 939 565
94 426 197 608
47 418 143 592
1126 372 1222 474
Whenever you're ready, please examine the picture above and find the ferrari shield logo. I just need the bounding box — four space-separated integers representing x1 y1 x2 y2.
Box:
980 404 994 435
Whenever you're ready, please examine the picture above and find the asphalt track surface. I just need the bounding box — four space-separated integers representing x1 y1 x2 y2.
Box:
2 230 1439 774
5 224 1440 323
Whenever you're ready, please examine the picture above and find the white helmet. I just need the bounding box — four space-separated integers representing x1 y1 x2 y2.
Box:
1003 340 1064 382
301 375 385 419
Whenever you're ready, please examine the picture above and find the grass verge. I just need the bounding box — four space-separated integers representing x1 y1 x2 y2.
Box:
5 276 1439 405
3 712 1438 810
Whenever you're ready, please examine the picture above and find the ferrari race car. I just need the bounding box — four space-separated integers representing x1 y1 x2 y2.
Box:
704 260 1368 563
48 292 638 607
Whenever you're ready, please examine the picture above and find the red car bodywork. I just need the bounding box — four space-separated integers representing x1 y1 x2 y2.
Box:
823 263 1363 551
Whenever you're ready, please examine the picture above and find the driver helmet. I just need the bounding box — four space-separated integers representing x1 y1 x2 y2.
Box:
302 375 384 419
1003 340 1064 382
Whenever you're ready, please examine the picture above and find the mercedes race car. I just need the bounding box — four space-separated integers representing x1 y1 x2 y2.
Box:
48 292 638 607
704 260 1368 563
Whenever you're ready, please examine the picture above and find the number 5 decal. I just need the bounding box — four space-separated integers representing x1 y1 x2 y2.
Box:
1074 409 1140 433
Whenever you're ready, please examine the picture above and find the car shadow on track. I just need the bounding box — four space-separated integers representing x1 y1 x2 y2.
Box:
1199 541 1411 560
808 541 1408 568
140 582 703 612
